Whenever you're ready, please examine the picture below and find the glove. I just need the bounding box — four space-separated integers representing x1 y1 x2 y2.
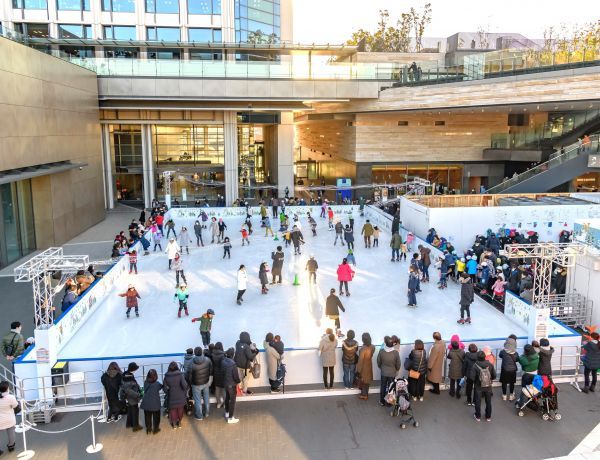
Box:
191 318 196 323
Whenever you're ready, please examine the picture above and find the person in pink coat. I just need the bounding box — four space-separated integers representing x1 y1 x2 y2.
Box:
336 258 355 297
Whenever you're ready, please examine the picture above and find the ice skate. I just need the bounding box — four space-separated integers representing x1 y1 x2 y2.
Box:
457 318 465 324
465 317 471 324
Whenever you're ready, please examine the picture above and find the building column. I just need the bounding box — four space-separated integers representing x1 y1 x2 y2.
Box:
141 125 155 209
221 0 235 43
224 111 239 205
277 111 295 198
101 124 115 209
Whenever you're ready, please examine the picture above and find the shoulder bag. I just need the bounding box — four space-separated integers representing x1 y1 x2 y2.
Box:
408 352 424 380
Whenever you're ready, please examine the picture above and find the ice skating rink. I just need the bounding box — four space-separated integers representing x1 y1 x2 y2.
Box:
59 213 564 359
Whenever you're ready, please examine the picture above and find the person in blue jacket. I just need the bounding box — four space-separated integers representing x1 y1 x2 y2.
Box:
466 255 478 284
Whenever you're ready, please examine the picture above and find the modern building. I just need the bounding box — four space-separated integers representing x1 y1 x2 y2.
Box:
1 6 600 268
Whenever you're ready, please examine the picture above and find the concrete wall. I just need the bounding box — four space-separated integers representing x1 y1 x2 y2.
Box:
0 37 105 247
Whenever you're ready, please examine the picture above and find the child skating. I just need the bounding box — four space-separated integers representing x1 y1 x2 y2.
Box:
259 262 270 294
128 249 138 274
223 237 232 259
173 284 189 318
327 207 334 230
373 226 380 247
165 238 180 270
119 284 141 318
178 226 192 255
240 226 250 246
217 218 227 243
172 253 187 287
307 213 317 236
152 232 162 252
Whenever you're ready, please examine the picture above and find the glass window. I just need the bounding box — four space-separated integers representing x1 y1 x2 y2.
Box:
112 125 143 170
101 0 135 12
154 125 225 166
59 46 95 58
213 29 222 42
188 28 221 42
212 0 220 13
57 0 89 10
0 180 35 268
58 24 92 39
235 0 280 43
190 49 222 60
15 23 49 38
104 47 139 58
104 25 137 40
12 0 47 9
187 0 211 14
147 48 181 59
145 0 178 13
147 27 180 41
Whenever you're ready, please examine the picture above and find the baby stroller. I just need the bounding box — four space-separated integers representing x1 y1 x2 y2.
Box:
516 375 561 421
386 378 419 429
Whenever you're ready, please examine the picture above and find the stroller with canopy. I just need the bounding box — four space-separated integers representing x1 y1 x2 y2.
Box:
385 378 419 429
516 375 561 421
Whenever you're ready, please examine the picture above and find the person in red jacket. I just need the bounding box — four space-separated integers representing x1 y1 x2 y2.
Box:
336 258 355 297
119 284 141 318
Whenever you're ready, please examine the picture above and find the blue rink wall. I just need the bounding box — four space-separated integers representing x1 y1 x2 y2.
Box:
13 206 582 400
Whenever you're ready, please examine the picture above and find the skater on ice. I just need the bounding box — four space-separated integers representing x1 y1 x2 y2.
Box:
333 220 344 246
236 265 247 305
223 237 232 259
191 309 215 348
327 207 334 229
210 217 219 244
290 225 304 255
325 289 346 338
336 258 355 297
240 226 250 246
165 238 180 270
258 262 270 294
407 266 419 307
172 253 187 287
193 220 204 247
390 232 402 262
457 273 474 325
346 249 356 266
305 255 318 284
344 224 354 250
361 220 374 248
119 284 141 318
179 226 192 255
307 213 317 236
373 226 380 247
173 283 190 317
271 246 284 284
128 249 138 274
218 218 227 243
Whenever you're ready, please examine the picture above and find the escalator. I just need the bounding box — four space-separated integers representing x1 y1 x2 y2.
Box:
487 135 600 194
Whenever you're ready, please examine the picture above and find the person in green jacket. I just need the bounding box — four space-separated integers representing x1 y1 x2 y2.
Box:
173 285 189 318
390 232 402 262
2 322 25 362
518 344 539 386
191 309 215 348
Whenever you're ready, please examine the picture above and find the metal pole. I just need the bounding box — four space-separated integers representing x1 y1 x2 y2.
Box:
17 398 35 459
86 415 103 454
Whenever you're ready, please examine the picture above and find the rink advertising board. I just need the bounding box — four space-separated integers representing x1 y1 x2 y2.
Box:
167 205 358 221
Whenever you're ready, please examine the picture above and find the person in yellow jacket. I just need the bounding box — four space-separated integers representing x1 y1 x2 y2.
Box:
456 257 466 279
361 220 374 248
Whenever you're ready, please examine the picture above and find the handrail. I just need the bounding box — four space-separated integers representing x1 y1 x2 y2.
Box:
487 135 600 194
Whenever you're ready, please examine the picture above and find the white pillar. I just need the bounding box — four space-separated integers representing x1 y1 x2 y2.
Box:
101 125 115 209
141 125 155 209
277 111 295 198
221 0 235 42
224 112 239 205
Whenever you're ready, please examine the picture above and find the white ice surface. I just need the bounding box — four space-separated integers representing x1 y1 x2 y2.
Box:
59 213 560 359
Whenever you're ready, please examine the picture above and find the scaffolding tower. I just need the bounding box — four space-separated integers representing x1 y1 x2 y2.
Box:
14 248 90 327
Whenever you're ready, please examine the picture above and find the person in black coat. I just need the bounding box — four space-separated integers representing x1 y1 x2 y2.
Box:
458 273 474 324
538 338 554 376
462 344 479 405
163 362 189 428
469 351 497 421
405 340 428 400
582 332 600 393
271 246 284 284
325 288 346 338
211 342 226 408
140 369 162 434
223 347 241 424
507 265 521 294
100 362 124 422
234 332 259 395
119 362 142 431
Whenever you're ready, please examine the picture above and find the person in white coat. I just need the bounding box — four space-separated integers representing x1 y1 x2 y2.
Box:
0 381 18 454
210 218 219 244
236 265 247 305
178 227 192 255
165 238 180 270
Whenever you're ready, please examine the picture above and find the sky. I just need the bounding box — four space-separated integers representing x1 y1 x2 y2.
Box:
292 0 595 44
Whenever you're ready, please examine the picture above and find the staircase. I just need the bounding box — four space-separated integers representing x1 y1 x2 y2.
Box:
487 135 600 194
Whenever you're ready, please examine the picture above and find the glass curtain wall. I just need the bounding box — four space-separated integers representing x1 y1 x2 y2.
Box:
372 164 464 195
0 180 36 268
153 125 225 203
110 125 144 203
238 125 266 200
234 0 281 45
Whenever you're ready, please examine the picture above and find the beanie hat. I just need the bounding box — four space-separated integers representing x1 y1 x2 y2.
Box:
127 362 139 373
540 338 550 347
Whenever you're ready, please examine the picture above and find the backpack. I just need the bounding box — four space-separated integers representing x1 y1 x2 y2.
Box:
200 212 208 222
475 364 492 388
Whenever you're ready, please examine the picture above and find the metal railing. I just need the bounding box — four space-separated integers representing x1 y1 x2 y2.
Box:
546 294 594 329
487 135 600 194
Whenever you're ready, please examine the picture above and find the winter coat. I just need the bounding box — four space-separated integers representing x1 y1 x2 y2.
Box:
420 247 431 266
62 290 78 311
405 349 428 376
140 380 163 412
194 223 203 236
178 230 192 247
428 339 446 384
344 228 354 243
174 288 189 303
538 347 554 375
264 341 282 381
234 332 258 369
507 269 521 292
361 223 374 236
190 355 213 386
335 222 343 234
391 217 400 234
306 259 318 272
377 346 401 378
319 335 337 367
291 229 304 246
237 269 247 290
341 339 358 365
271 251 284 275
210 221 218 235
466 259 478 275
120 289 140 308
582 341 600 369
519 352 540 373
499 350 519 372
390 233 402 249
0 392 18 430
222 357 241 387
100 365 122 410
163 370 188 409
165 241 180 259
459 278 474 306
462 351 479 379
2 331 24 359
325 294 345 317
172 257 183 271
119 372 141 405
446 348 465 380
182 352 194 377
356 345 375 384
259 266 269 286
408 272 419 290
211 348 226 387
469 359 497 391
336 263 354 282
